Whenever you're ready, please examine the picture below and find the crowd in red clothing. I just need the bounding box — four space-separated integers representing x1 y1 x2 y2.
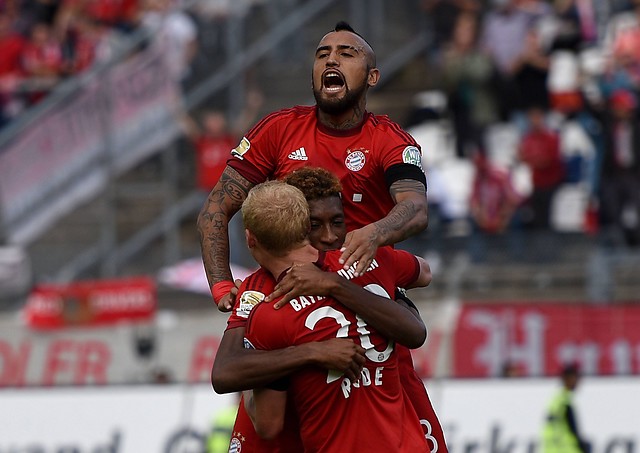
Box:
0 0 141 128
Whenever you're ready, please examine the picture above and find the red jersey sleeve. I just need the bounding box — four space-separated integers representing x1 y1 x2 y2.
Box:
370 115 424 179
225 268 275 331
226 108 301 184
244 298 291 351
377 246 420 289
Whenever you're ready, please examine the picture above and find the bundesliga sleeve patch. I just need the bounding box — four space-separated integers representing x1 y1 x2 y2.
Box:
402 146 422 167
235 290 265 318
231 137 251 160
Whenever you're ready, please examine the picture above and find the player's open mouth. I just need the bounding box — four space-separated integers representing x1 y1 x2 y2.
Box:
323 70 345 93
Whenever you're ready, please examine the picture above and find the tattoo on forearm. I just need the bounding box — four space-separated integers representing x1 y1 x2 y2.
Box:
198 167 254 284
376 201 418 241
376 179 428 243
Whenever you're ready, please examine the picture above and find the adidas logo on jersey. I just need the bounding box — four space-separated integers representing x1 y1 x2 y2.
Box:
288 147 308 161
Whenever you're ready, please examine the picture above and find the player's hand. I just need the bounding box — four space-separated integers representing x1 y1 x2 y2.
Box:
266 263 339 309
216 279 242 312
305 339 366 382
339 224 380 277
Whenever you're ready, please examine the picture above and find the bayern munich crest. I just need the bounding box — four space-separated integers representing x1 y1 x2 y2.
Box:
345 150 366 171
229 437 242 452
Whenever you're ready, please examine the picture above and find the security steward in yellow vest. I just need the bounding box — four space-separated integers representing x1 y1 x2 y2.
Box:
542 363 589 453
207 403 239 453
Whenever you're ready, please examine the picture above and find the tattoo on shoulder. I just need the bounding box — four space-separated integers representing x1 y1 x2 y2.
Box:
220 167 254 208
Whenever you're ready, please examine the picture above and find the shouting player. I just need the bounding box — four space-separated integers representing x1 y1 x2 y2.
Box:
197 21 428 312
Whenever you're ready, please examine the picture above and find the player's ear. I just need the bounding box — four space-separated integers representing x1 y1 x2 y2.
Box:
246 229 256 249
367 68 380 88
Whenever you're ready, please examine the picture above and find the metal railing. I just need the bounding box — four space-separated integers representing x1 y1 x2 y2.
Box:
0 0 431 283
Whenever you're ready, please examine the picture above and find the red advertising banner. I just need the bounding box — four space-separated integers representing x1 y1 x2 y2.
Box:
23 277 156 330
453 303 640 377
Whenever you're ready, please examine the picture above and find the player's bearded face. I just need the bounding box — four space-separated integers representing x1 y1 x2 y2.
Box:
312 72 368 115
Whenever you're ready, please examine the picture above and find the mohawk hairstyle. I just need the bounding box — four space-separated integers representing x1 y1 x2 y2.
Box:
333 21 376 65
283 167 342 203
334 21 356 34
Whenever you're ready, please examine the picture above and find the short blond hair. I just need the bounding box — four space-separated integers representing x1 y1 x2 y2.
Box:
242 180 310 255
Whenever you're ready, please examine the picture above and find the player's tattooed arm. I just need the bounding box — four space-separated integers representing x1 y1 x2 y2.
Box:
197 166 253 297
383 178 428 243
339 179 428 276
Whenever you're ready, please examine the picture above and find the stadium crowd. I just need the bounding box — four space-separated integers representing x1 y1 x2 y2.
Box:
2 0 640 259
0 0 138 128
410 0 640 265
0 0 310 129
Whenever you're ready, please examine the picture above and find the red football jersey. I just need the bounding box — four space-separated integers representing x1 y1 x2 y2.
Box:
396 344 448 452
228 393 303 453
227 105 425 231
226 267 275 331
225 269 304 452
244 248 427 452
227 256 448 452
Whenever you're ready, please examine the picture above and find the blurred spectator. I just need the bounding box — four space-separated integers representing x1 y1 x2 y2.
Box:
602 0 640 60
511 25 550 113
501 359 523 377
80 0 139 33
0 11 26 127
479 0 534 121
440 12 500 157
517 0 553 23
547 51 585 115
598 27 640 99
421 0 482 60
56 0 132 72
150 366 173 383
549 0 597 52
18 0 62 32
61 15 114 74
192 0 252 62
518 106 565 229
141 0 197 85
597 89 640 247
557 106 598 186
468 150 522 262
183 110 240 193
20 21 64 103
180 90 263 193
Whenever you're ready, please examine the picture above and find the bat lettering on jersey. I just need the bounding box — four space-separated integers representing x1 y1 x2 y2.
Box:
289 295 326 312
340 366 384 398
